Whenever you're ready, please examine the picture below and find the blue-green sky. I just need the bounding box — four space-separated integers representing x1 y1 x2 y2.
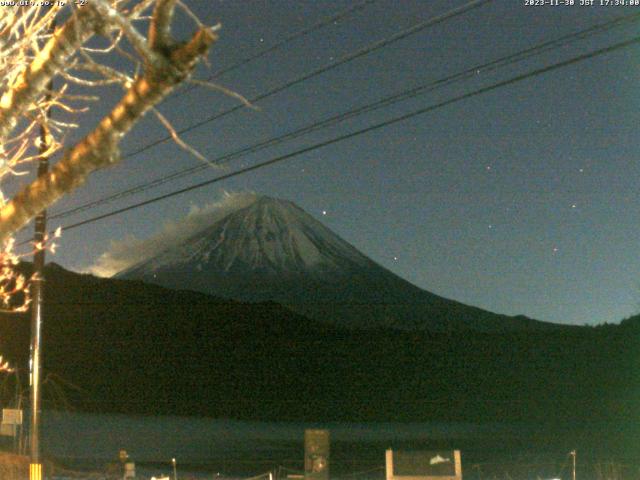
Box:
12 0 640 326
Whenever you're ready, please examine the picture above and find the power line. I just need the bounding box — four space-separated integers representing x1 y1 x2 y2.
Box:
199 0 378 82
54 34 640 235
166 0 379 101
49 10 640 221
122 0 494 158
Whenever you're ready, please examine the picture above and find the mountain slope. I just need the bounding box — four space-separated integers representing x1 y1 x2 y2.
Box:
0 263 634 426
117 195 556 332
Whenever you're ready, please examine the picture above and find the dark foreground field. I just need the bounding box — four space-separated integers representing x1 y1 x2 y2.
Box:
0 265 637 478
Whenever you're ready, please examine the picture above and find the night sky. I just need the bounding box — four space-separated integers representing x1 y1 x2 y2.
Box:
10 0 640 326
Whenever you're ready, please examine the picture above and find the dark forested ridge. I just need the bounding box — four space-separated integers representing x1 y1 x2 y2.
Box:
0 263 637 427
116 195 559 334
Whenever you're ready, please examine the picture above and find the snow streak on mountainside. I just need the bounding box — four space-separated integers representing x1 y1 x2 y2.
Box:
114 193 555 332
91 192 260 277
126 195 373 276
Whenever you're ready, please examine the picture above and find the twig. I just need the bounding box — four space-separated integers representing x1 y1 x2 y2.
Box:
188 78 258 110
152 107 221 169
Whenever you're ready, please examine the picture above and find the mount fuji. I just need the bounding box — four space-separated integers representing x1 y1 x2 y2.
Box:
116 194 554 332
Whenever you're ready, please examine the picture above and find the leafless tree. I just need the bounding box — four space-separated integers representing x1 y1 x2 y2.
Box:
0 1 218 320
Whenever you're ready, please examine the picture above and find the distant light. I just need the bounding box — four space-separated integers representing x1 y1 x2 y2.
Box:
393 256 398 261
322 210 327 216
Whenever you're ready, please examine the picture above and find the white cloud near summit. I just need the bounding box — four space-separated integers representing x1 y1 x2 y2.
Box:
88 191 259 277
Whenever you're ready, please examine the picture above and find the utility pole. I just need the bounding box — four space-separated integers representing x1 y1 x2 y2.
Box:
570 450 577 480
29 105 50 480
29 15 55 480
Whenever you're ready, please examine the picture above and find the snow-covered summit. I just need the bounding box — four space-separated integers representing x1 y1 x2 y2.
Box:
116 193 552 332
118 194 372 279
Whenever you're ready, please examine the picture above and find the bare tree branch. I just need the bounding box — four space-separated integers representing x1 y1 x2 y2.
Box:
149 0 178 50
0 7 98 143
0 1 221 318
0 25 217 241
91 0 162 67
